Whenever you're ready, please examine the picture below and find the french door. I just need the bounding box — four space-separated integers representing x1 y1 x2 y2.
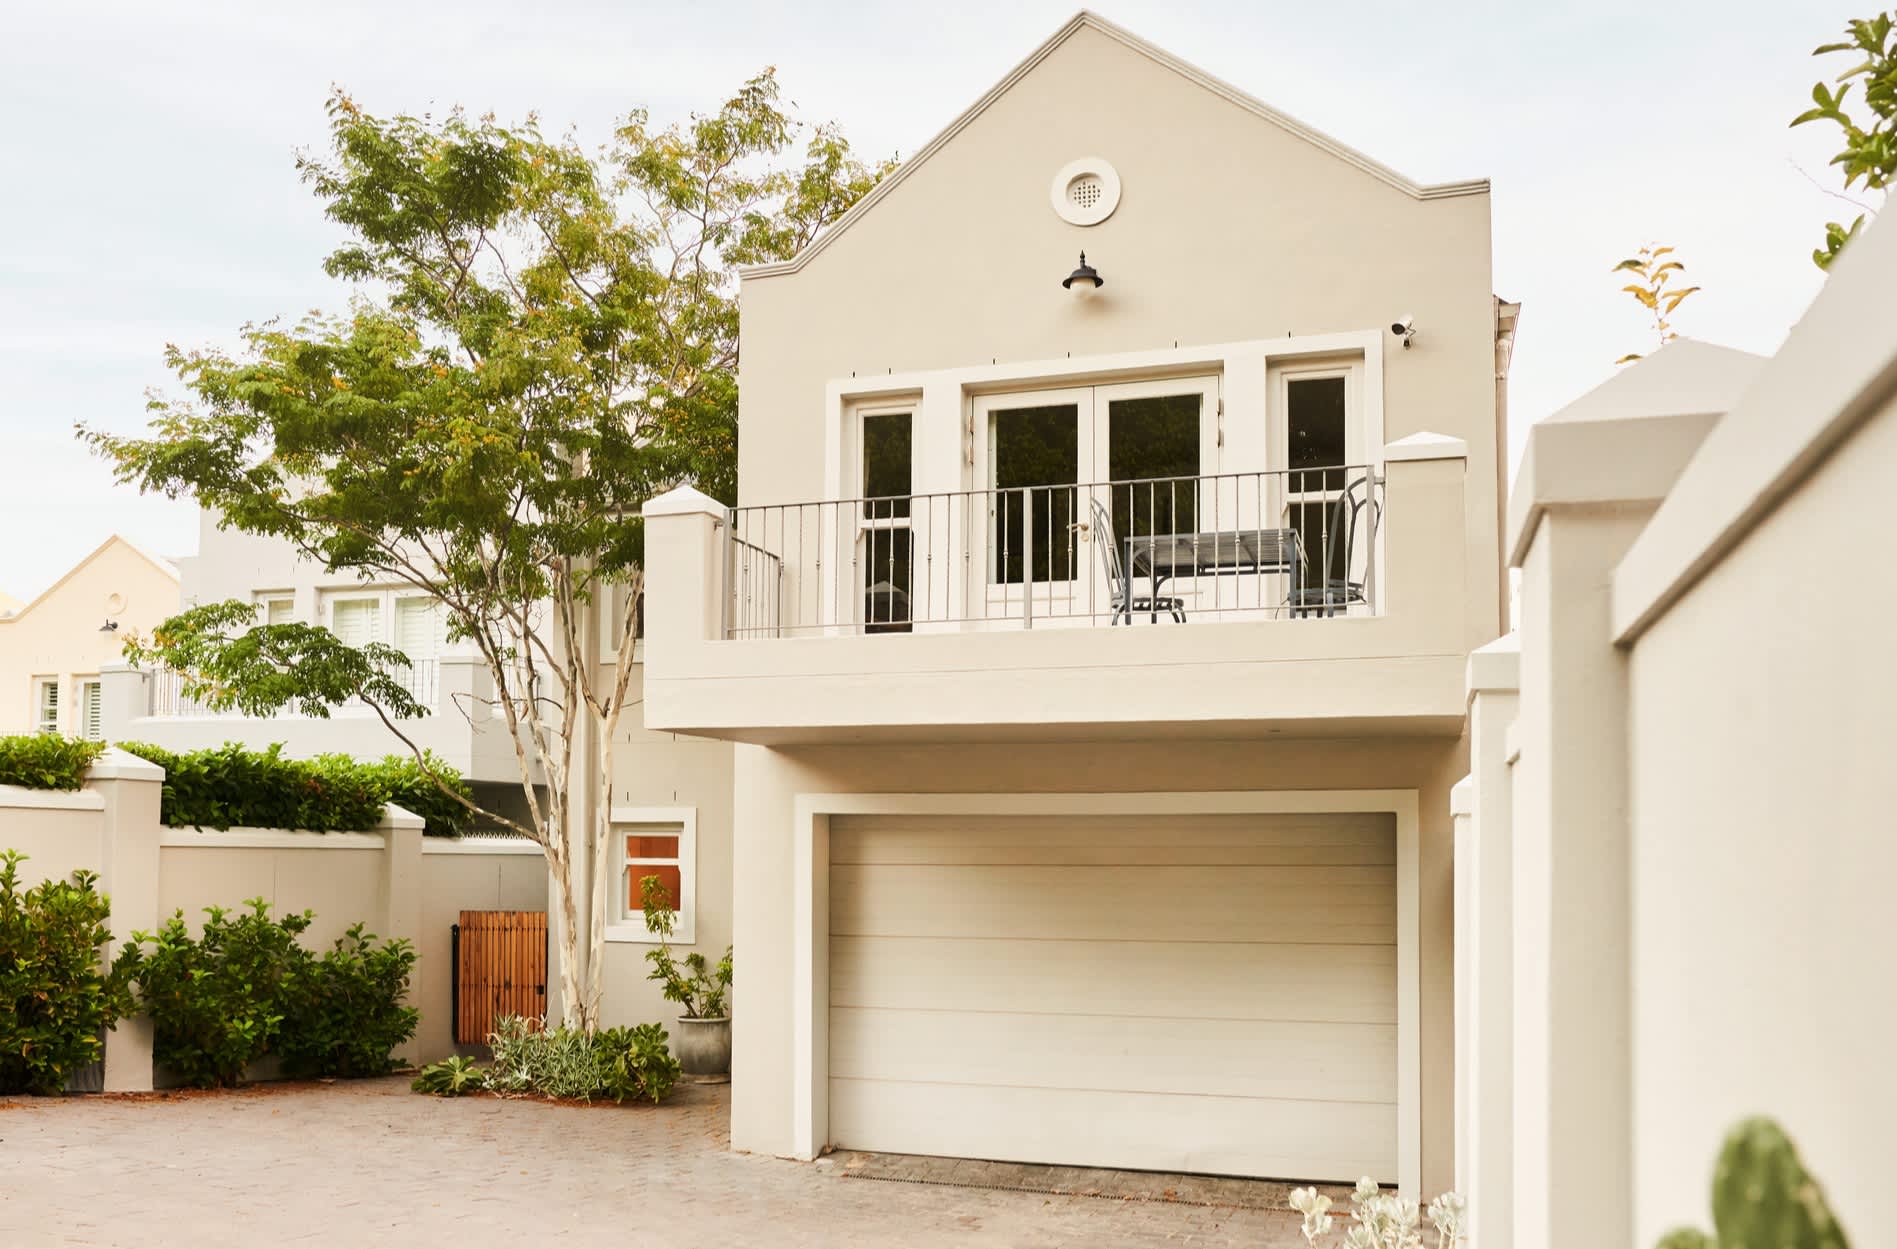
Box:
972 377 1217 623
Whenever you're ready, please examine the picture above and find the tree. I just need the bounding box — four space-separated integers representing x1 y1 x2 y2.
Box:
1792 12 1895 269
84 75 890 1030
1612 243 1701 364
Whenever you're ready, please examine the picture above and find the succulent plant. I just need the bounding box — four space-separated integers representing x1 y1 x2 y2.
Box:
1657 1117 1851 1249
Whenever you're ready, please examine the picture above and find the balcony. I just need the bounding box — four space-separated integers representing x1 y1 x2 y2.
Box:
98 653 528 784
642 433 1476 745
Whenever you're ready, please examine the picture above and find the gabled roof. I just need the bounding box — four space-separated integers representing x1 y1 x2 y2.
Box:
0 534 179 626
743 10 1489 280
1541 340 1767 427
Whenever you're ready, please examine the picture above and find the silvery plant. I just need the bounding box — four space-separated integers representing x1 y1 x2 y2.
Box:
1289 1179 1466 1249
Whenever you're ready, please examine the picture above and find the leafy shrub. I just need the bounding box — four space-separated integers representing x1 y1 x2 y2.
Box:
275 923 419 1078
1290 1179 1465 1249
0 851 137 1094
640 873 732 1018
0 735 107 791
481 1014 679 1104
114 742 469 835
122 899 312 1088
411 1055 487 1096
595 1023 681 1104
352 752 471 838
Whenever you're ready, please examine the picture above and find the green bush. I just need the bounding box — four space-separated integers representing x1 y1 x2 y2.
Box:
411 1054 487 1096
481 1014 680 1104
123 899 312 1087
0 735 106 791
275 923 419 1078
0 851 137 1094
114 742 468 836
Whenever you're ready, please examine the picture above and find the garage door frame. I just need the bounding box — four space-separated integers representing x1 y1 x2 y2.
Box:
789 789 1421 1195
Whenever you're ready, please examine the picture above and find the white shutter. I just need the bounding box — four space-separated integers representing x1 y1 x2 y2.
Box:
79 681 103 741
393 598 441 660
35 680 59 734
266 598 294 626
331 598 380 646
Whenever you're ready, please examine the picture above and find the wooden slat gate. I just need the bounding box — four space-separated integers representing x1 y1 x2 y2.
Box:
453 911 548 1043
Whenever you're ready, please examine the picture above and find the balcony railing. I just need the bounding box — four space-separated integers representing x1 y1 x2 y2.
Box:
146 658 441 717
725 467 1382 639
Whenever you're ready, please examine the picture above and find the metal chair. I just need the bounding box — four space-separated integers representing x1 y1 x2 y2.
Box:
1287 473 1381 618
1088 497 1186 624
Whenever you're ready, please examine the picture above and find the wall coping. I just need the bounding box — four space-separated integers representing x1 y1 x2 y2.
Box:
86 746 166 783
1612 212 1897 644
1385 431 1468 463
643 485 728 520
379 803 425 832
1467 633 1521 700
159 827 390 850
0 782 105 811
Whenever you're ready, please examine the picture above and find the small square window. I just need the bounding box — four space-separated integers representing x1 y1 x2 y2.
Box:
611 810 696 944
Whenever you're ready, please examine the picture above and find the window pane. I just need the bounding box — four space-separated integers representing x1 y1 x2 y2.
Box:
863 527 912 633
1288 376 1348 492
629 864 682 912
266 598 293 625
1107 394 1201 541
992 404 1079 585
626 834 679 859
861 413 912 517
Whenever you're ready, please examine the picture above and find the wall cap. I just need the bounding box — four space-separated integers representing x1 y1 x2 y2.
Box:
159 827 388 850
1450 775 1475 818
1384 431 1467 463
421 836 543 856
378 803 425 832
643 485 729 520
1466 633 1521 700
85 746 166 783
0 782 106 811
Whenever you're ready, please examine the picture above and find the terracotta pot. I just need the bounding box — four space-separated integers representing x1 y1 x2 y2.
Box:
674 1016 731 1078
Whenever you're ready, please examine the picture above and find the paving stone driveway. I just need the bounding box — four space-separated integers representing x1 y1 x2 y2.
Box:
1 1078 1309 1248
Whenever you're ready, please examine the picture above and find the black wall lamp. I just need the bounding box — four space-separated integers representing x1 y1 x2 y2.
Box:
1062 251 1103 296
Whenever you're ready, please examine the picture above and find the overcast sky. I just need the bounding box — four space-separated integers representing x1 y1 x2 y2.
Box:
0 0 1870 600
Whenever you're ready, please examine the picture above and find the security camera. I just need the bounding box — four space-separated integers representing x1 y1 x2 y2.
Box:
1390 316 1416 348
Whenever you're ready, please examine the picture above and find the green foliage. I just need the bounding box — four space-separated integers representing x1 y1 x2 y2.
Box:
122 899 311 1088
114 740 467 835
482 1014 679 1104
354 752 472 838
0 735 107 791
275 923 419 1078
1656 1116 1853 1249
640 873 732 1019
0 852 137 1094
81 74 887 1027
594 1023 681 1104
1792 13 1895 268
1613 243 1701 365
411 1054 488 1096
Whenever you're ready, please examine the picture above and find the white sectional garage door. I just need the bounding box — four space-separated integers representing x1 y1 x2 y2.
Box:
828 812 1398 1183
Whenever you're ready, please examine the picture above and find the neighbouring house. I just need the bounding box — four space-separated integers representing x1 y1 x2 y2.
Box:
97 504 736 1037
1453 209 1897 1243
0 535 179 738
640 12 1514 1194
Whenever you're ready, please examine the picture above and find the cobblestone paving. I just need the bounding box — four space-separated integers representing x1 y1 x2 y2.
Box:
1 1078 1308 1248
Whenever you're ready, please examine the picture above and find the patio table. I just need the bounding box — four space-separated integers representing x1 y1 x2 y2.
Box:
1124 528 1305 622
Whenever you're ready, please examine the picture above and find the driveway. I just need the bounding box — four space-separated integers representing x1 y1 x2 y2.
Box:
1 1078 1311 1248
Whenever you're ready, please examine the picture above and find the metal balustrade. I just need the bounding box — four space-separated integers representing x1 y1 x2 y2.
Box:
724 467 1382 638
145 657 441 717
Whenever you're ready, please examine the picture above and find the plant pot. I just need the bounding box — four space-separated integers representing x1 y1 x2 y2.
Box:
674 1016 731 1079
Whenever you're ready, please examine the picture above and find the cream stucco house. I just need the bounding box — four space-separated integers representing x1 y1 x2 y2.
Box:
0 535 179 738
642 12 1515 1193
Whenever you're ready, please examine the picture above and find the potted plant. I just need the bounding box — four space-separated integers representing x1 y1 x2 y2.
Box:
639 874 733 1079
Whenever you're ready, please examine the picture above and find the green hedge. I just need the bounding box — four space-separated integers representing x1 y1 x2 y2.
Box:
115 742 470 837
0 735 107 791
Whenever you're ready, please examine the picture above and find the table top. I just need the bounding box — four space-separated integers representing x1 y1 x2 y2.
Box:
1126 527 1304 577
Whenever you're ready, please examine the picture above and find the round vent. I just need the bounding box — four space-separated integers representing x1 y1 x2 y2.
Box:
1050 158 1121 226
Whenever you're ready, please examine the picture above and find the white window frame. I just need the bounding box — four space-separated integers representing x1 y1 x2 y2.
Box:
76 677 103 741
32 676 60 734
850 400 919 631
257 592 295 625
605 805 697 945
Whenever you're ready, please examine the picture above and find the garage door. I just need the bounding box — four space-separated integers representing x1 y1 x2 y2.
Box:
828 812 1397 1183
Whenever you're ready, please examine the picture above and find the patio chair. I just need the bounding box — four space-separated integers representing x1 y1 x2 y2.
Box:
1088 496 1186 624
1287 472 1382 618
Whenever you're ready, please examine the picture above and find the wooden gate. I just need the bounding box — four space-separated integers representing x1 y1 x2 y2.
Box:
453 911 548 1043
